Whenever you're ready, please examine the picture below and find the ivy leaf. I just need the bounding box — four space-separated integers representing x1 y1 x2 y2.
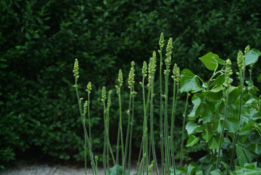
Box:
199 52 225 71
186 135 199 147
186 121 203 135
180 69 202 93
245 49 259 66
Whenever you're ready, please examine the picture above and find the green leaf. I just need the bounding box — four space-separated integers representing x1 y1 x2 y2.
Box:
210 169 222 175
245 49 259 66
199 52 219 71
202 131 213 143
187 162 199 175
203 90 223 100
108 164 129 175
186 135 199 147
212 74 225 87
225 117 240 133
180 69 202 93
188 94 202 120
236 144 248 167
186 121 203 135
208 135 220 149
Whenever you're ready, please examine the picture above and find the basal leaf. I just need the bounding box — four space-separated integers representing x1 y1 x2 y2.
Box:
180 69 202 93
186 135 199 147
245 49 259 66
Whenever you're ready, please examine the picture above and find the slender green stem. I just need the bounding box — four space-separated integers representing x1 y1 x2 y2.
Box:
118 92 125 169
116 120 120 164
216 87 230 169
103 101 107 175
128 92 135 174
123 88 133 174
164 70 170 174
230 69 244 169
180 93 189 166
149 75 159 175
170 81 176 175
159 48 164 175
74 79 96 175
88 92 92 147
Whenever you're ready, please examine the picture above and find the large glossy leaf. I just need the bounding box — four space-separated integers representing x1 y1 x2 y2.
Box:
186 121 203 135
199 52 218 71
241 104 260 124
202 131 213 143
180 69 202 93
225 117 240 133
187 162 199 175
245 49 260 66
208 135 220 149
212 74 225 87
199 52 225 71
197 100 215 124
210 169 222 175
236 144 248 167
108 164 129 175
188 94 203 120
186 135 199 147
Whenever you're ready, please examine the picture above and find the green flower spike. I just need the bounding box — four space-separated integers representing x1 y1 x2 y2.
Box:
244 45 250 54
237 50 245 70
86 82 92 93
159 32 164 49
165 38 173 75
142 61 147 78
128 61 135 88
107 90 112 107
101 86 106 102
172 63 180 83
73 59 79 79
116 69 123 94
224 59 233 87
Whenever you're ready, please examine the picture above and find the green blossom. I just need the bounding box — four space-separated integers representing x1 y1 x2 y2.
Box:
237 50 245 70
73 59 79 79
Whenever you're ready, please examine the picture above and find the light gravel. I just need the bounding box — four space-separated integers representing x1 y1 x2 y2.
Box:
0 161 141 175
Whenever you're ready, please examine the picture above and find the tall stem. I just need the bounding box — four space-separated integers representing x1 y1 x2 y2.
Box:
74 79 96 175
159 48 164 174
142 76 149 175
150 75 159 175
216 88 229 169
180 93 189 166
170 81 177 175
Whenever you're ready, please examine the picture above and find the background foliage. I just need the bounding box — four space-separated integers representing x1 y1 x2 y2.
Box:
0 0 260 168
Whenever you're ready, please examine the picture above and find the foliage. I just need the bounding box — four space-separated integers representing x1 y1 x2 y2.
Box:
1 0 261 169
73 32 260 175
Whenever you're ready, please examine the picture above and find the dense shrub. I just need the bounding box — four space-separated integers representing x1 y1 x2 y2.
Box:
0 0 260 168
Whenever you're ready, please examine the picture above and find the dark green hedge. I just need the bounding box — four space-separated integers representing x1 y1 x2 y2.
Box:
0 0 260 168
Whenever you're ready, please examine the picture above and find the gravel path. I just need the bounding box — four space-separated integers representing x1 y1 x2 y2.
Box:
0 161 140 175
